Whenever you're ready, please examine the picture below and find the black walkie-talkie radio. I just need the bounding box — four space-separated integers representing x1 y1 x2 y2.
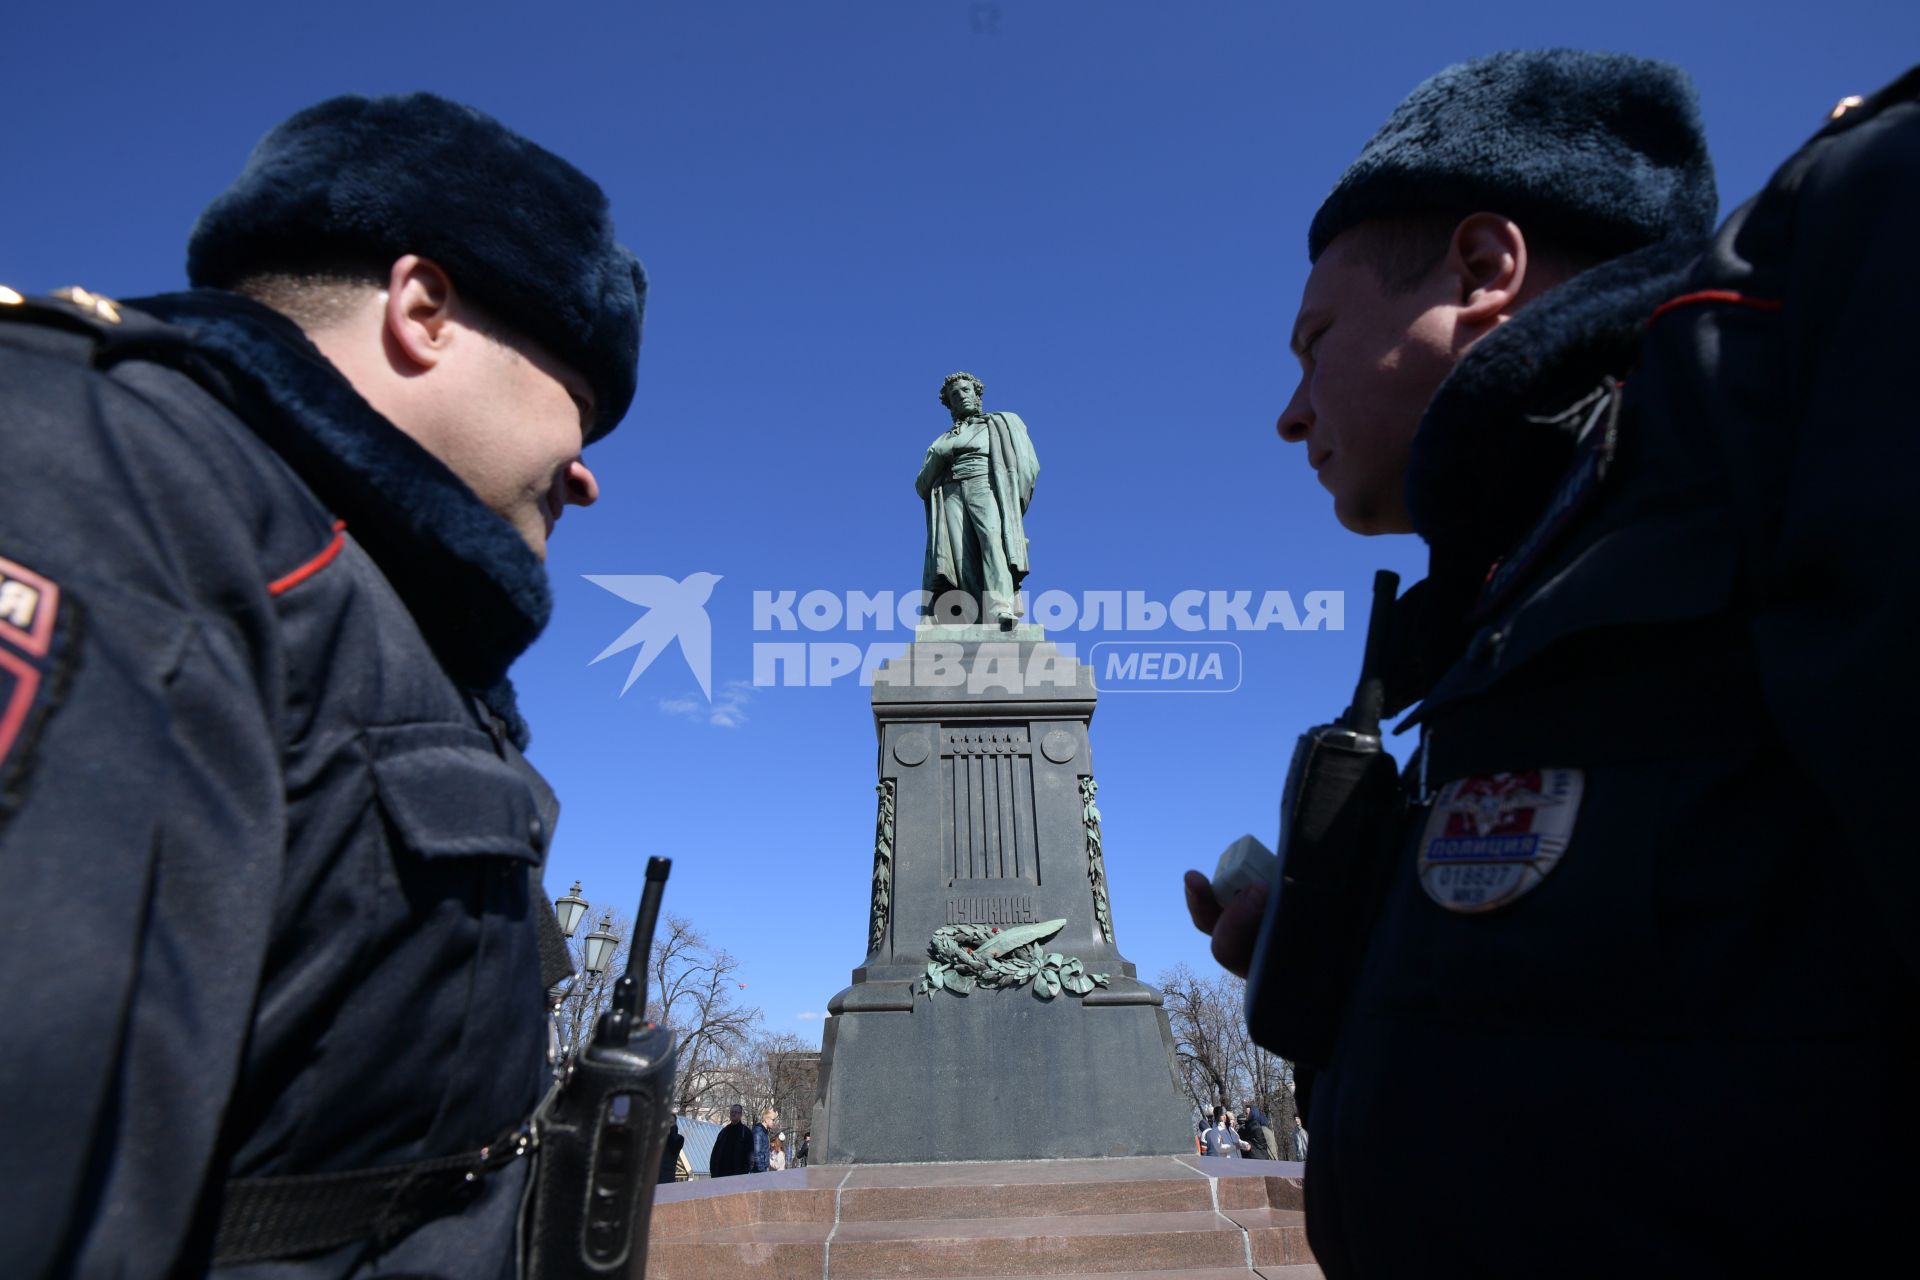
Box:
527 856 678 1278
1244 571 1404 1070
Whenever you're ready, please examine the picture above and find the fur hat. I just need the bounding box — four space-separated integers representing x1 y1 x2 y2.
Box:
1308 50 1717 261
187 93 644 440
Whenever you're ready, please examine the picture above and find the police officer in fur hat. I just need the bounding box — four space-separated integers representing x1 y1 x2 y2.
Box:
0 95 644 1275
1185 50 1920 1274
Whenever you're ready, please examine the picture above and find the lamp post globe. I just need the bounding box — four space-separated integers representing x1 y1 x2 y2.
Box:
583 913 620 977
554 881 590 939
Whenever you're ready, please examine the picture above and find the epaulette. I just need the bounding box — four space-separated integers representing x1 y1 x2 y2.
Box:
1816 63 1920 138
0 284 199 370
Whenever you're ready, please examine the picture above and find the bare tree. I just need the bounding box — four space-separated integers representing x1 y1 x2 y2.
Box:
551 912 771 1125
1157 962 1301 1159
1224 1004 1300 1159
736 1030 817 1134
645 914 763 1118
1160 963 1238 1116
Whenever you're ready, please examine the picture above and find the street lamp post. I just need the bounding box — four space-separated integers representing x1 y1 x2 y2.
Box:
551 883 624 1054
582 912 620 981
568 912 623 1051
554 881 589 940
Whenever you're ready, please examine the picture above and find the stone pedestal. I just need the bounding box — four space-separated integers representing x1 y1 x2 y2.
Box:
812 634 1193 1163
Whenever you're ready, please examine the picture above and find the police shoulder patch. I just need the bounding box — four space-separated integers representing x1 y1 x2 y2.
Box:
0 553 79 821
1417 768 1584 913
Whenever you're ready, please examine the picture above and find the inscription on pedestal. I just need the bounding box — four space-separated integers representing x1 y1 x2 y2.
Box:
946 894 1039 925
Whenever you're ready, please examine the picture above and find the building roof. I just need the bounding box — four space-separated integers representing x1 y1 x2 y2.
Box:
676 1116 723 1177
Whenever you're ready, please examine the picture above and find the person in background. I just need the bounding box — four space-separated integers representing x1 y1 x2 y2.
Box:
1201 1107 1251 1158
750 1109 780 1174
657 1118 685 1186
1241 1102 1275 1160
795 1130 811 1167
1225 1112 1253 1156
709 1105 753 1178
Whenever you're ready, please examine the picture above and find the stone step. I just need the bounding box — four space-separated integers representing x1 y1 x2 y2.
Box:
1220 1207 1316 1272
905 1270 1319 1280
840 1174 1213 1220
836 1158 1235 1222
647 1157 1315 1278
649 1218 829 1278
650 1207 1310 1278
827 1208 1264 1276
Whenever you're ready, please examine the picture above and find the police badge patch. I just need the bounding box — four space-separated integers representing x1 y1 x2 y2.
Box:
1418 769 1584 912
1 553 75 824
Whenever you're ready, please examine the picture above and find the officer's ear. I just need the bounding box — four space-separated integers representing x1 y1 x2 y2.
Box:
382 255 459 372
1442 213 1529 326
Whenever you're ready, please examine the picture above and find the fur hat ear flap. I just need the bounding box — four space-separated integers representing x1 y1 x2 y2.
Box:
188 93 644 440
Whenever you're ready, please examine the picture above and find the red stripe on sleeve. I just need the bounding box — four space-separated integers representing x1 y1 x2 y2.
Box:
1649 290 1784 324
268 520 348 597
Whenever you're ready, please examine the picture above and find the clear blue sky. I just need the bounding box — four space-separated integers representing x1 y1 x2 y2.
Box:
5 2 1913 1045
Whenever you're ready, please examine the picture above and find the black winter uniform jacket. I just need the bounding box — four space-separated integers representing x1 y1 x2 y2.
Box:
0 290 565 1278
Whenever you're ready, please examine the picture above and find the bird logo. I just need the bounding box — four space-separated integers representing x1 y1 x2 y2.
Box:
584 572 723 699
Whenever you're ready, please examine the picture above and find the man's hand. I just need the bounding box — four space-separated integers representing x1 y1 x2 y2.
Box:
915 440 950 499
1183 870 1267 979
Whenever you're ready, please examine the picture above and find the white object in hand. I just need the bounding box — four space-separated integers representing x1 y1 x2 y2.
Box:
1211 834 1278 905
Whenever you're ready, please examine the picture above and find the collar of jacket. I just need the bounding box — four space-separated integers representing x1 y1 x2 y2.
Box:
1405 235 1706 576
128 288 547 746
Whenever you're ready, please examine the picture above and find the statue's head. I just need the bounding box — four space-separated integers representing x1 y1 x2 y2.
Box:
938 371 984 416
